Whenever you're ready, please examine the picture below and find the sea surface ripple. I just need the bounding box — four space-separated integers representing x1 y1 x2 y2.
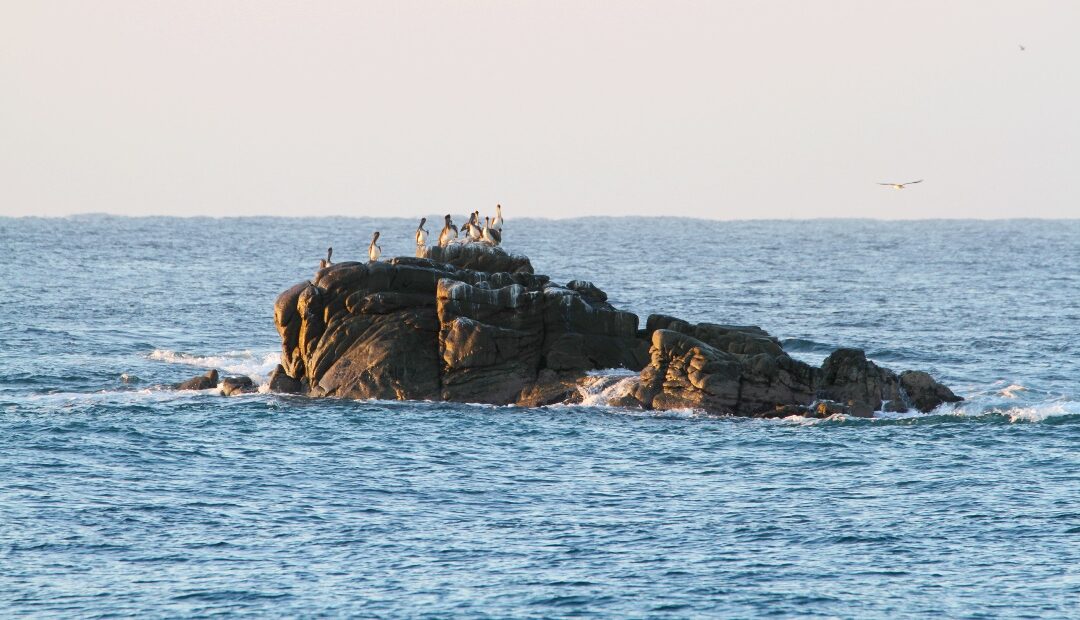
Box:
1 216 1078 617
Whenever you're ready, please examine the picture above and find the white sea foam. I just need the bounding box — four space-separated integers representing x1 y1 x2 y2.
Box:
999 384 1028 399
148 349 281 382
989 401 1079 423
18 387 217 407
575 373 640 406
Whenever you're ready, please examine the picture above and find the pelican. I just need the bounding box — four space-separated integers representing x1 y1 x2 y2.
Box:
318 246 333 269
460 213 475 242
438 214 458 247
482 216 501 246
415 218 428 247
368 231 381 262
878 180 923 190
492 204 503 232
467 211 482 242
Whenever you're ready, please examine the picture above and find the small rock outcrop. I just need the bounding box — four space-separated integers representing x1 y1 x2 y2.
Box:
174 369 219 390
220 375 256 396
272 244 962 417
900 370 965 413
268 364 303 394
627 333 961 417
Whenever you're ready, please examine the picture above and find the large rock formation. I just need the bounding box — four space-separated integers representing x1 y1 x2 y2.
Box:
273 244 962 417
274 245 646 404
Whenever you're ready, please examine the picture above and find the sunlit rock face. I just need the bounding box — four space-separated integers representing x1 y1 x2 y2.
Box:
274 245 645 404
273 244 961 416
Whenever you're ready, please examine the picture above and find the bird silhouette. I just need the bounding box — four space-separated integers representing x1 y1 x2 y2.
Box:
878 180 923 190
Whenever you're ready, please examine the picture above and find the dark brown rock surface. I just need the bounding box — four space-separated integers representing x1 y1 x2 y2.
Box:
174 369 219 391
220 375 256 396
274 245 646 404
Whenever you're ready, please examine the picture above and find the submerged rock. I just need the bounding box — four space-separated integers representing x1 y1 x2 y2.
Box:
174 369 219 390
273 244 962 417
900 370 964 413
220 375 256 396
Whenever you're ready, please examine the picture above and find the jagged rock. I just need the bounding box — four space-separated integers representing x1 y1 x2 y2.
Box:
175 369 219 390
273 251 644 404
565 280 608 303
437 279 545 403
220 375 255 396
624 324 962 417
300 261 443 400
900 370 963 412
542 284 646 371
630 329 816 416
422 243 533 274
516 369 583 407
268 364 303 394
817 348 903 412
645 314 782 357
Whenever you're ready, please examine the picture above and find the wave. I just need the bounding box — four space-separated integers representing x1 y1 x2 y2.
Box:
6 386 221 408
560 370 1079 426
576 374 640 406
147 349 280 381
778 399 1080 427
999 383 1028 399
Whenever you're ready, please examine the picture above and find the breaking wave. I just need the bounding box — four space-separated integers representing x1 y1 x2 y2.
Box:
576 373 640 406
147 349 280 381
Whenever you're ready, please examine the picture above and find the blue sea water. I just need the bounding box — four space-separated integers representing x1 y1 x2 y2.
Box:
1 216 1078 618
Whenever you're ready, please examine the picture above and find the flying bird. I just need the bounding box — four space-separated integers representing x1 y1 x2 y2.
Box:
1019 44 1025 51
878 180 923 190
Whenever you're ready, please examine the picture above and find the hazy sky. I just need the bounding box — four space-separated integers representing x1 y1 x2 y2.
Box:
2 1 1078 218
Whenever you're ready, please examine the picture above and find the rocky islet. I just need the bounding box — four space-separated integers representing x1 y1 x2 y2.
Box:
266 244 962 417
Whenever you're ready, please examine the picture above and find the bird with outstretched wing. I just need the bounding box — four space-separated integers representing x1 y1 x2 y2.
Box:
878 180 923 189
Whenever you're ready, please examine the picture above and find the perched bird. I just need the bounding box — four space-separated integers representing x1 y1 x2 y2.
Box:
460 214 475 242
878 180 923 189
318 246 333 269
415 217 428 247
482 216 501 246
368 231 381 262
467 211 482 242
492 204 503 232
438 214 458 247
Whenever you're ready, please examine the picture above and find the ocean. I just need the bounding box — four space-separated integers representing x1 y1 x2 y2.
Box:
1 216 1078 617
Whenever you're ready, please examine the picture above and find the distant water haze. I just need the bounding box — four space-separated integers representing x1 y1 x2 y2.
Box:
2 1 1079 219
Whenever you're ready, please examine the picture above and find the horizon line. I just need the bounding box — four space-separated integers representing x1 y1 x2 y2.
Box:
3 213 1079 223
